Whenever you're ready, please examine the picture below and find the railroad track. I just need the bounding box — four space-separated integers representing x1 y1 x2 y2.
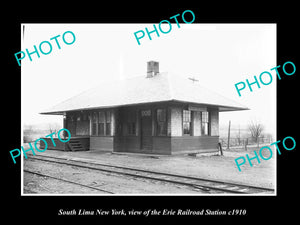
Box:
24 169 114 194
26 154 274 194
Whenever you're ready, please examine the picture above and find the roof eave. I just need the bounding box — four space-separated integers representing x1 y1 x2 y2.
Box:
219 107 250 112
40 111 65 115
40 100 249 115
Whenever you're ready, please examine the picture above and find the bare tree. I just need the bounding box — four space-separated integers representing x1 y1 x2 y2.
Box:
23 124 34 143
48 123 61 137
248 120 264 147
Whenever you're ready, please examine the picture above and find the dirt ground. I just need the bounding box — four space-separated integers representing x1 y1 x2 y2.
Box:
24 159 205 194
23 146 276 195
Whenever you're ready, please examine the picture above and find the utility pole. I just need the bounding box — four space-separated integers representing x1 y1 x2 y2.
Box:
227 120 231 150
244 138 248 151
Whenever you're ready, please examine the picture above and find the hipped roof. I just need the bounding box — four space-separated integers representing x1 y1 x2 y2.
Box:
40 72 248 115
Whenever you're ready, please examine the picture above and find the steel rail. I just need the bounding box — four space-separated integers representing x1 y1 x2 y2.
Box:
26 155 274 194
24 169 114 194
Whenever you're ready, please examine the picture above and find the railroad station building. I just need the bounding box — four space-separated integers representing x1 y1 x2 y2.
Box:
40 61 248 155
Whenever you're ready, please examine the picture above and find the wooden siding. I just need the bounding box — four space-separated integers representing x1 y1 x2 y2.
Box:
210 110 219 136
170 106 182 136
90 136 113 151
152 137 171 154
59 102 220 155
193 111 201 136
66 118 76 137
114 136 171 155
171 136 219 153
114 136 140 152
40 138 68 151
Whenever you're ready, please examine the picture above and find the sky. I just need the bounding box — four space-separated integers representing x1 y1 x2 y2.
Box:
21 23 276 137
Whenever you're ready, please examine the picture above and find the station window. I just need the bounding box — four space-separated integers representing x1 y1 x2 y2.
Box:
201 111 210 136
92 110 112 136
156 109 167 136
183 110 192 135
98 111 105 135
127 122 136 135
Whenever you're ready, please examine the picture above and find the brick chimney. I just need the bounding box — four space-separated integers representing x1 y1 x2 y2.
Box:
147 61 159 78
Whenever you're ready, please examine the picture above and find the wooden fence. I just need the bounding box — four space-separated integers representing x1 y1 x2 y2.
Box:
219 137 273 149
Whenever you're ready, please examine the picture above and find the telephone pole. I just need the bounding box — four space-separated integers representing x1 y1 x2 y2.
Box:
227 120 231 150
